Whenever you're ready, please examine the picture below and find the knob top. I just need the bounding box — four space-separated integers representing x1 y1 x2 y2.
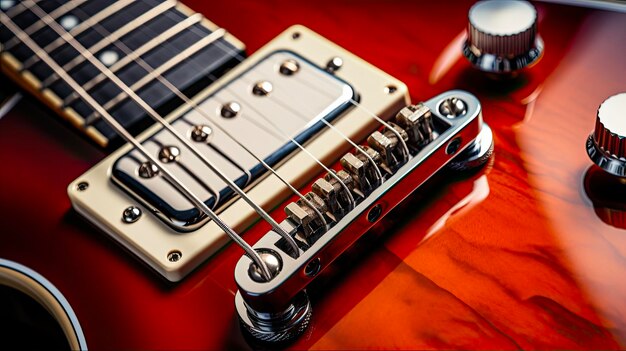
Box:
587 93 626 178
463 0 543 74
597 93 626 137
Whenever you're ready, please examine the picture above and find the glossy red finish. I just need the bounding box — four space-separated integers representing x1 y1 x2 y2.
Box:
1 1 625 349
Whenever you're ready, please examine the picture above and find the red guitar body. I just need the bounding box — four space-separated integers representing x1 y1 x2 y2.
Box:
1 0 625 349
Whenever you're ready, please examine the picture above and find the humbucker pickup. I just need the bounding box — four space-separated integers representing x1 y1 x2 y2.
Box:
68 26 410 281
111 51 355 231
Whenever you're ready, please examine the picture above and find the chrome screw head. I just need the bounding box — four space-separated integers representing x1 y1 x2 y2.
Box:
220 101 241 118
122 206 142 223
248 250 282 282
279 59 300 76
167 250 182 262
326 57 343 73
439 97 467 118
252 81 273 96
138 161 159 178
158 145 180 163
190 125 213 142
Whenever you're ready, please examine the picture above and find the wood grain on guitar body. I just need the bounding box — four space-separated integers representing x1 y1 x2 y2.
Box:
0 0 625 349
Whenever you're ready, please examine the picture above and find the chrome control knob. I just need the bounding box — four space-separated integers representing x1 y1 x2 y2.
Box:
463 0 543 74
587 93 626 178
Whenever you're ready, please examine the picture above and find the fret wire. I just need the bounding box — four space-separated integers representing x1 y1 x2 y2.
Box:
3 0 87 50
0 9 275 281
40 0 176 89
20 0 136 69
63 13 203 107
83 28 227 124
1 0 37 18
24 1 301 256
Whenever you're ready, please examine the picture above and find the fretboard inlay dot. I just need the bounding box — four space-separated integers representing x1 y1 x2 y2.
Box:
60 15 79 31
99 50 119 67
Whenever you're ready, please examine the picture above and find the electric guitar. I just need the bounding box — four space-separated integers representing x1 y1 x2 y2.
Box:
1 0 625 349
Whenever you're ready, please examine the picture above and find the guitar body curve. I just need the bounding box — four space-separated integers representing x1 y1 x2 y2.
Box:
1 0 625 349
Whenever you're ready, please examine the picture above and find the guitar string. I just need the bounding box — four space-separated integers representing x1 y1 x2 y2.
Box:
43 0 389 186
0 9 275 279
20 1 302 256
62 3 330 231
2 1 405 247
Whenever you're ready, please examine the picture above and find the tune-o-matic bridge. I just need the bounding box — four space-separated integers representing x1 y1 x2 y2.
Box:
234 90 490 343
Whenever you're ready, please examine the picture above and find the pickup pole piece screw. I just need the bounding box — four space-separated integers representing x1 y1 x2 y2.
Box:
138 161 159 178
279 59 300 75
252 81 273 96
158 145 180 163
190 124 212 142
122 206 142 223
220 101 241 118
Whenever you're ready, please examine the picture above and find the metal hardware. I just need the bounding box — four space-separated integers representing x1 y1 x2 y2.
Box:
438 97 467 119
76 182 89 192
279 59 300 75
367 204 382 223
190 125 212 143
111 51 354 231
325 57 343 73
167 250 182 262
138 162 159 179
69 25 410 282
236 291 312 344
446 137 462 155
235 90 489 342
463 0 543 74
586 93 626 178
122 206 142 223
158 145 180 163
252 81 273 96
220 101 241 118
384 85 398 94
248 249 282 283
395 103 434 149
448 124 494 171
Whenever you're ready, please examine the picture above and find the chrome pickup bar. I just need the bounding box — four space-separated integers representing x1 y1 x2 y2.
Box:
234 90 491 343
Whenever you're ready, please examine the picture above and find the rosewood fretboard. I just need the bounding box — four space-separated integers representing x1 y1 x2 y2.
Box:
0 0 245 147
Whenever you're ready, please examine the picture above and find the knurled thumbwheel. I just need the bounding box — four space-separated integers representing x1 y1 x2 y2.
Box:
463 0 544 74
586 93 626 178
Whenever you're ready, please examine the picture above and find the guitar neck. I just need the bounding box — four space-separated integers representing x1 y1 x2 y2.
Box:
0 0 245 147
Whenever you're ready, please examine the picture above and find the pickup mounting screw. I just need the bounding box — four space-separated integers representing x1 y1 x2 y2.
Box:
167 250 182 262
76 181 89 192
326 57 343 73
122 206 142 223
